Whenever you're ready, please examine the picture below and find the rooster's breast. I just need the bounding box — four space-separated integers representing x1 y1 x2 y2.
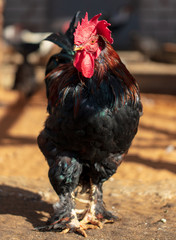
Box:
45 92 141 162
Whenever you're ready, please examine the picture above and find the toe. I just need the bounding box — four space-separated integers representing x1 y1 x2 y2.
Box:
75 227 87 238
60 224 88 237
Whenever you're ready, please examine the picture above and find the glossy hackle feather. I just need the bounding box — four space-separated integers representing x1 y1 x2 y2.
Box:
45 36 141 117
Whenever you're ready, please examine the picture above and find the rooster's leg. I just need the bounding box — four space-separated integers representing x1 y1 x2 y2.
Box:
80 181 117 228
37 130 89 236
80 154 122 227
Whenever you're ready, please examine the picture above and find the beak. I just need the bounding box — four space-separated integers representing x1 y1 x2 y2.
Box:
73 45 84 51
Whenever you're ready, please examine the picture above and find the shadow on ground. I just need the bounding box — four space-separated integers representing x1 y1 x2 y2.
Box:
0 185 52 227
126 154 176 174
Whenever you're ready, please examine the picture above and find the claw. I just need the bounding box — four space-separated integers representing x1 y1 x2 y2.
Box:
84 223 102 230
60 227 87 237
74 227 87 238
76 228 87 238
102 219 115 224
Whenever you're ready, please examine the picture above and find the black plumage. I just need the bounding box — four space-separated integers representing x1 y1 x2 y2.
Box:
37 12 142 237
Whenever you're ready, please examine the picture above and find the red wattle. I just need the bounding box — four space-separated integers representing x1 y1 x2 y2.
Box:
73 50 94 78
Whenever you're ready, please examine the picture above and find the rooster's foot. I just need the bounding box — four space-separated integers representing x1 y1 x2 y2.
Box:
79 200 118 228
35 209 99 237
35 215 72 232
61 216 100 237
80 208 103 229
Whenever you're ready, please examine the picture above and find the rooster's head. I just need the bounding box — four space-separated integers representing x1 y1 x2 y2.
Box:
73 12 113 78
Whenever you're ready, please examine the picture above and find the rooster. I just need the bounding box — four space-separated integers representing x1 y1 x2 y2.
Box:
37 12 142 237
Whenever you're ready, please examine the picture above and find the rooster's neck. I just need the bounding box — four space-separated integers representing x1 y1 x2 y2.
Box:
95 43 140 105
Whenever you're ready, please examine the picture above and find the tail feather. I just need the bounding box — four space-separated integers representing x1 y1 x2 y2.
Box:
65 11 81 45
44 11 80 53
44 11 80 108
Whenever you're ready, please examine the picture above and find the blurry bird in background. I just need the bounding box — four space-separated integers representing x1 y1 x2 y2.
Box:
3 25 40 96
107 3 134 32
3 25 52 96
37 12 142 237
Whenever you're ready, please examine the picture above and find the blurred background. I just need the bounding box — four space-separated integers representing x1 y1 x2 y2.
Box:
0 1 176 239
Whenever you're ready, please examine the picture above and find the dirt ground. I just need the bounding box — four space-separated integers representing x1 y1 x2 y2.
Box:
0 70 176 239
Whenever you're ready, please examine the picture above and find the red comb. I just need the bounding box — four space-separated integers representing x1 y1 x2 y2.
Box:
74 12 113 45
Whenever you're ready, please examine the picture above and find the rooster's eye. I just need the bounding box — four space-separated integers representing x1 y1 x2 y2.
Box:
91 40 95 44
